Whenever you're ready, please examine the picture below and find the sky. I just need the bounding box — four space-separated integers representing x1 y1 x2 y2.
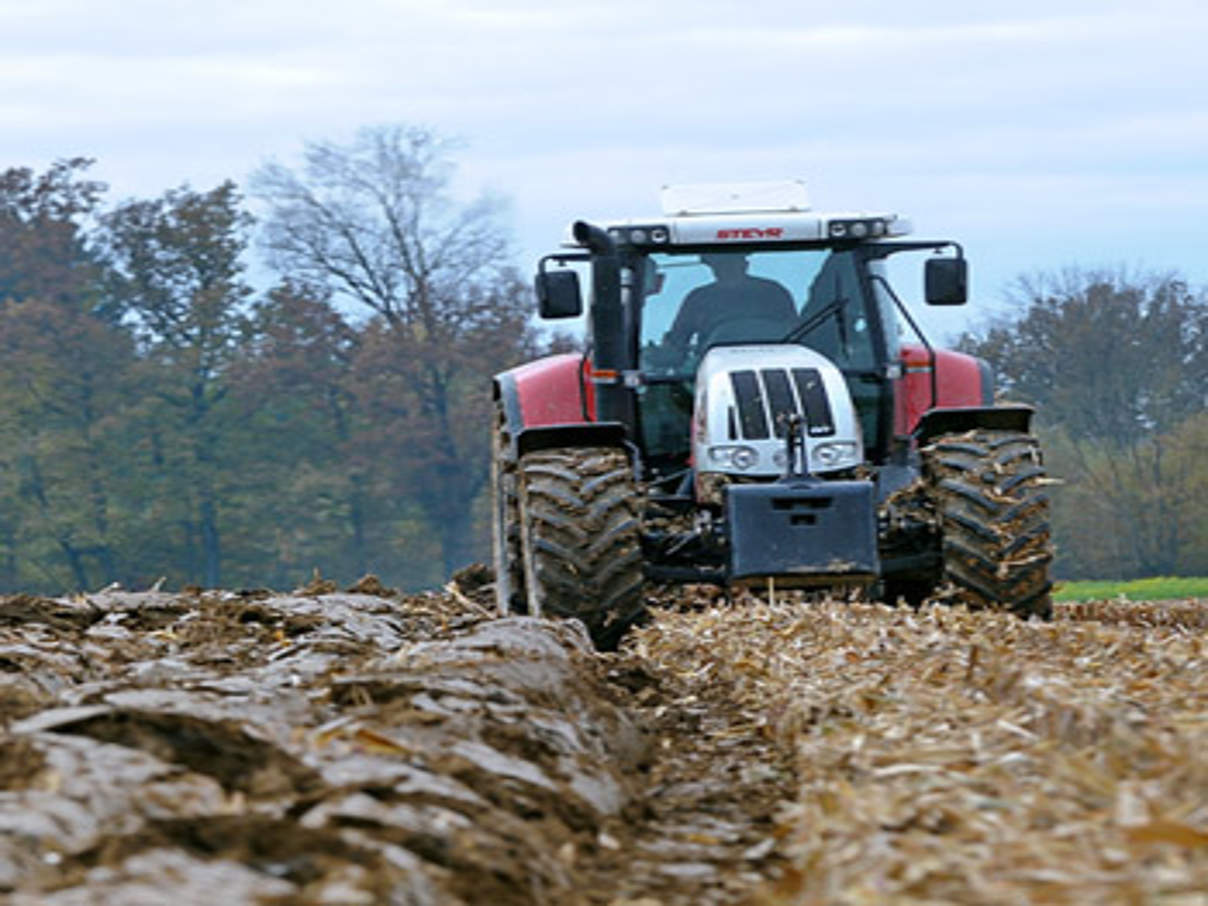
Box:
4 0 1207 340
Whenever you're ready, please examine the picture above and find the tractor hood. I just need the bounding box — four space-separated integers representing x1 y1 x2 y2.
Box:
692 344 862 482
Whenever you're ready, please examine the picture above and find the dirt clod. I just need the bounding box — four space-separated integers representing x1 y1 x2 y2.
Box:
346 574 395 596
2 588 747 904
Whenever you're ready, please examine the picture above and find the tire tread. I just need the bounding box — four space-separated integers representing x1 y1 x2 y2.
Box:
925 429 1054 618
517 446 645 649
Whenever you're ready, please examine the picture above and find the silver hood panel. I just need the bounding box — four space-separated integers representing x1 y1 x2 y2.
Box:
692 345 862 478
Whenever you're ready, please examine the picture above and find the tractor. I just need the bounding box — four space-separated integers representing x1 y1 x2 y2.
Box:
492 182 1052 649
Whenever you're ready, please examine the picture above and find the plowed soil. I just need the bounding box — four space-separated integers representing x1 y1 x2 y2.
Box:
1 576 1205 904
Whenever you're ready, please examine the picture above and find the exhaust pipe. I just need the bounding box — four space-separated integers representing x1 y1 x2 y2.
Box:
573 221 633 431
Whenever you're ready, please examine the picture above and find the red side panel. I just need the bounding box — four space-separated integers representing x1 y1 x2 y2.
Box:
507 353 595 427
894 343 988 435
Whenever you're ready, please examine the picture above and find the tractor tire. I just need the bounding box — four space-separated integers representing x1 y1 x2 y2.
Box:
923 428 1054 619
517 446 645 650
490 402 526 615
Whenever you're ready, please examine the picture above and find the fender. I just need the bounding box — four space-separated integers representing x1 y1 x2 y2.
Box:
496 353 617 457
912 405 1034 447
894 344 995 436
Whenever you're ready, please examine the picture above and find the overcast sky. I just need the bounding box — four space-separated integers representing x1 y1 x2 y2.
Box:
4 0 1206 338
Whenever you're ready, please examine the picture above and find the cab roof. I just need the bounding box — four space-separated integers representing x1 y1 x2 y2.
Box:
565 181 912 249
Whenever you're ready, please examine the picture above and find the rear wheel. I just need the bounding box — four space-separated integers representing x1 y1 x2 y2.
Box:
924 429 1054 618
517 446 645 650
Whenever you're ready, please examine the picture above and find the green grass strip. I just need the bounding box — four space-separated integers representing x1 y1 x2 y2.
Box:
1053 576 1208 602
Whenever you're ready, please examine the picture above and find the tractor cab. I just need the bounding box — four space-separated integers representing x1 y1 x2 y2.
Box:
536 181 970 478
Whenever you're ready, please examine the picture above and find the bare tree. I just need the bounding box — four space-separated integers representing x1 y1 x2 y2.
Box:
253 126 511 330
251 126 534 576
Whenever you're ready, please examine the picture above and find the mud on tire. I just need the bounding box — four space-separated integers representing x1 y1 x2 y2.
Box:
517 446 645 650
491 402 526 615
924 429 1054 618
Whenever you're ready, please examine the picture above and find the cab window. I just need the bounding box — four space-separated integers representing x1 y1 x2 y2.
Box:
639 248 877 374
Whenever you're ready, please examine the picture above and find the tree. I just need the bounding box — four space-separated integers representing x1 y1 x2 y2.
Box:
0 159 141 592
1168 412 1208 574
0 158 109 312
252 126 535 575
99 181 255 587
228 283 373 586
964 269 1207 442
0 299 136 590
958 270 1208 578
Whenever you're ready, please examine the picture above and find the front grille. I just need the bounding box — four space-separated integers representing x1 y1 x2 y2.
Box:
792 368 835 437
730 370 769 438
761 369 796 437
727 367 837 441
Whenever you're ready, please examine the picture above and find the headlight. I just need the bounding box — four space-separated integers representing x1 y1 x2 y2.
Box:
707 445 759 471
829 217 890 240
813 441 859 468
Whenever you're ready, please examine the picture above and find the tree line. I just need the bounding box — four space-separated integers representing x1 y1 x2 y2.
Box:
0 129 1204 592
0 129 551 593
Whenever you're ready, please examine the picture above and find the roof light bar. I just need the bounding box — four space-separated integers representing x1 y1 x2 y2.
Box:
607 224 671 246
567 206 913 250
828 217 893 239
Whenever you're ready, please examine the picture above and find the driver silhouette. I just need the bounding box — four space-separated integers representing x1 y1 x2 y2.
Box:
663 253 797 351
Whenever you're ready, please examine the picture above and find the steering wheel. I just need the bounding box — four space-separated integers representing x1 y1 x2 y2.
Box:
700 317 796 349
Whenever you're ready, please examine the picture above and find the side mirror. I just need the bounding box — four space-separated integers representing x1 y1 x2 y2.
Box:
535 269 583 319
925 257 968 306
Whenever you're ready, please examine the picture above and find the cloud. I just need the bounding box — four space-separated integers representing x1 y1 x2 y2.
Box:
0 0 1205 316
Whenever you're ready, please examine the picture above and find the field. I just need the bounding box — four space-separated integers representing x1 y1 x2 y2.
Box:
1 578 1206 904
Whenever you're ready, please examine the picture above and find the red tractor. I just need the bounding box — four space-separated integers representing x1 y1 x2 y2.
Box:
492 182 1052 649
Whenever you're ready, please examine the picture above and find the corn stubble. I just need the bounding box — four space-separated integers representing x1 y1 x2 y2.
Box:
631 594 1208 904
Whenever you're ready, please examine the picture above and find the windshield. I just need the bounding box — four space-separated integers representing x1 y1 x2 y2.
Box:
634 247 890 463
638 248 879 378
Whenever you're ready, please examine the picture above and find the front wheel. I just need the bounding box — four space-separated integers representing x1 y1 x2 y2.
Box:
924 429 1054 619
517 446 645 650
